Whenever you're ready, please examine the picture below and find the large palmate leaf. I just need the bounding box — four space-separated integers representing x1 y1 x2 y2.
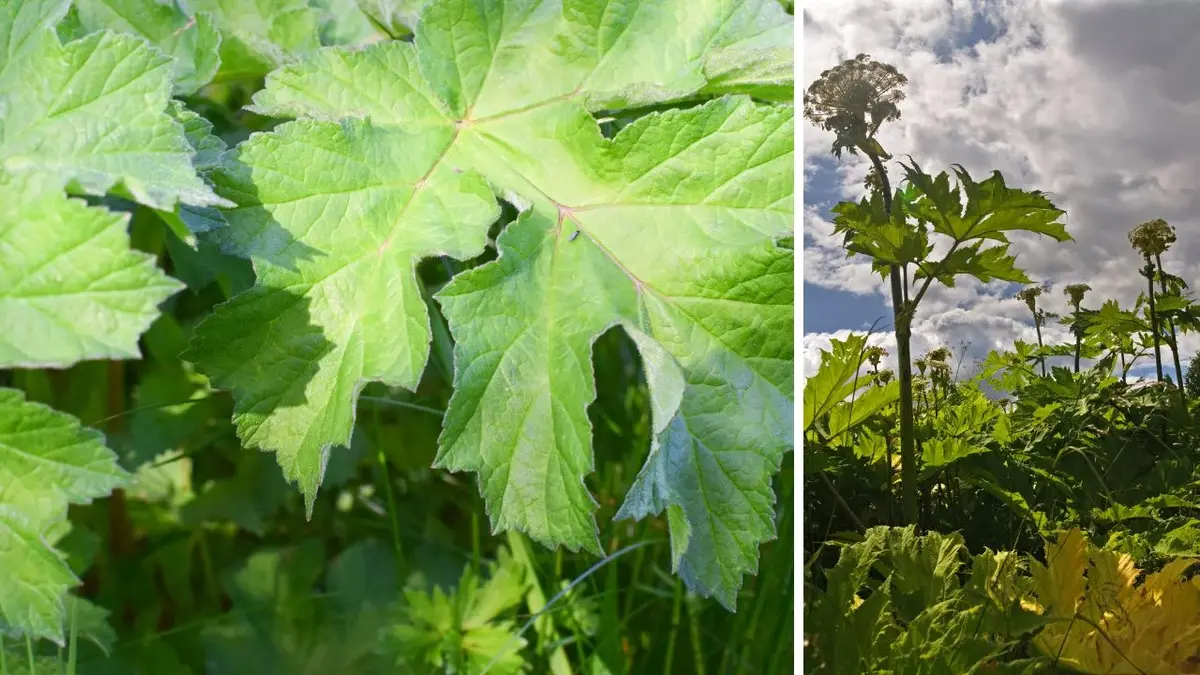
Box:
901 162 1071 288
0 0 225 367
904 163 1068 242
188 0 793 607
0 388 128 643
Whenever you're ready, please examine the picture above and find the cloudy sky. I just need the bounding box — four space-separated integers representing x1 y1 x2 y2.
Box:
801 0 1200 380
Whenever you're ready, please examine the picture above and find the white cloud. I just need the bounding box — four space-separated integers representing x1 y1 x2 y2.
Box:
802 0 1200 373
802 206 883 294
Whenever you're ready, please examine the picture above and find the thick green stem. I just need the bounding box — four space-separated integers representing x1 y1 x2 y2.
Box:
1155 253 1185 396
1033 315 1046 376
867 149 919 526
1071 301 1082 374
1144 257 1164 382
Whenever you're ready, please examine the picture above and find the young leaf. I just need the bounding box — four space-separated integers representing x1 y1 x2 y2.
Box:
0 388 128 644
190 0 793 607
388 547 530 674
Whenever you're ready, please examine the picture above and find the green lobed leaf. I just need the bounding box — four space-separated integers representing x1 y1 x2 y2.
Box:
830 188 930 276
825 380 898 444
310 0 382 45
0 12 229 210
71 0 222 94
0 0 71 70
190 0 793 607
165 99 231 236
803 333 887 433
0 388 128 644
0 174 184 367
202 539 392 674
903 162 1070 245
186 117 501 509
915 242 1032 287
0 3 228 366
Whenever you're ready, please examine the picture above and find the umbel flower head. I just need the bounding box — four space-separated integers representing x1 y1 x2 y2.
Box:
1063 283 1091 309
864 345 888 368
927 347 952 364
1016 285 1046 313
1128 218 1176 257
929 360 952 385
803 53 908 158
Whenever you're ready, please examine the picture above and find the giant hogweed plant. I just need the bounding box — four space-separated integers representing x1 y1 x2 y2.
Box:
828 159 1071 521
807 54 1071 525
0 0 794 645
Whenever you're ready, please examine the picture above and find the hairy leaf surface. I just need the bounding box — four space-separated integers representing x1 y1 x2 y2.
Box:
191 0 793 606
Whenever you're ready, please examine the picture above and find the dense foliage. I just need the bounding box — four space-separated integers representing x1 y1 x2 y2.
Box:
804 54 1200 674
0 0 795 672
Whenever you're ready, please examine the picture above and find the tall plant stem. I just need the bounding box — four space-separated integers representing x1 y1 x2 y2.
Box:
1033 315 1046 376
1154 253 1185 396
868 150 918 525
1070 302 1082 374
1143 256 1165 382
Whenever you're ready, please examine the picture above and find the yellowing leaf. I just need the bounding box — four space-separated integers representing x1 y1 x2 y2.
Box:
1030 527 1200 674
